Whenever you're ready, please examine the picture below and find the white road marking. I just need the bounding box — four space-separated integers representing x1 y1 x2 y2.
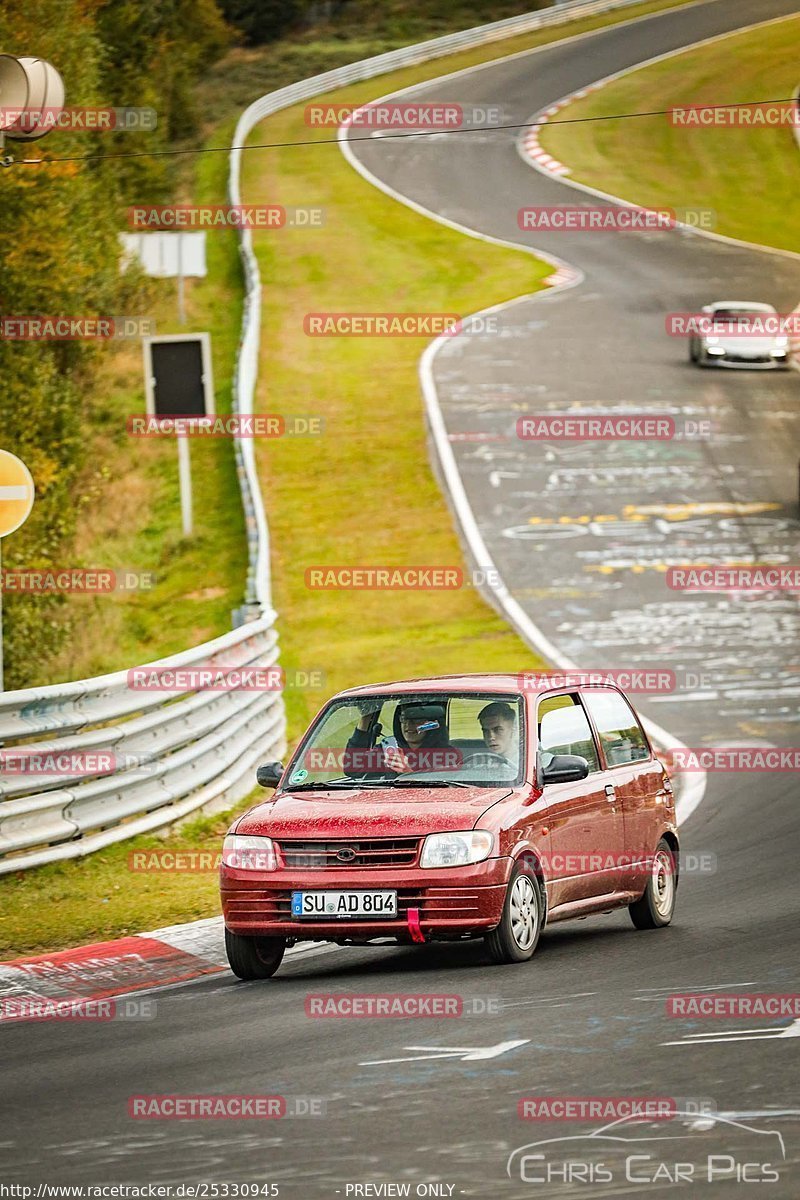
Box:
361 1038 529 1066
637 981 758 996
664 1019 800 1046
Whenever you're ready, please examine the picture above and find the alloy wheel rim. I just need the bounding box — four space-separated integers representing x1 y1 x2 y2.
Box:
510 875 538 950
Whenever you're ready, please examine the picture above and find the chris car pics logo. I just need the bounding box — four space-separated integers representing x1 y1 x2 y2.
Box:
507 1112 785 1186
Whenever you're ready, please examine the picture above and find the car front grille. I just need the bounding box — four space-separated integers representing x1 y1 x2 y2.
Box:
223 887 484 922
277 837 420 869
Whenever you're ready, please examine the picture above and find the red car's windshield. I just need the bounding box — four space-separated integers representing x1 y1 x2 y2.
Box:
284 692 525 789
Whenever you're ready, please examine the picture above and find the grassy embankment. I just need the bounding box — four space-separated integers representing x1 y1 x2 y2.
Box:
539 13 800 253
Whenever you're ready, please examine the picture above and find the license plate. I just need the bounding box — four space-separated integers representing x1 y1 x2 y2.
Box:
291 890 398 919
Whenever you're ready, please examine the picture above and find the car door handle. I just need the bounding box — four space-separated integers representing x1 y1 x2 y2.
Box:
604 784 616 801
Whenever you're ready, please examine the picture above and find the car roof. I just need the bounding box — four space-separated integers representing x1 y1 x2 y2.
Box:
335 673 626 700
707 300 776 312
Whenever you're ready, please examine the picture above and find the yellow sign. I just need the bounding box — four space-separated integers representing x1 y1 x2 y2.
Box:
0 450 35 537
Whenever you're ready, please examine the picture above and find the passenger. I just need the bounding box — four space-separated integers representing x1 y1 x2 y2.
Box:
478 701 519 768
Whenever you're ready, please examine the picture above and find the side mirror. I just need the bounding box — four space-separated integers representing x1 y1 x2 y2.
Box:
256 761 284 788
541 753 589 785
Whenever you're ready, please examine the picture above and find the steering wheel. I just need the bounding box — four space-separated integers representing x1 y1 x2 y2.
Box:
460 751 511 768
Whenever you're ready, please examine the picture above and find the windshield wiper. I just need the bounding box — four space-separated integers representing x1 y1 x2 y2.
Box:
284 776 474 792
386 777 471 789
283 780 362 791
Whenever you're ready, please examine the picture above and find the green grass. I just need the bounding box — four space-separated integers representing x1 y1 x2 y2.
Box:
540 13 800 253
0 0 701 958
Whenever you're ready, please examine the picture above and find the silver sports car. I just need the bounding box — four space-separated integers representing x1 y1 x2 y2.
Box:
689 301 790 369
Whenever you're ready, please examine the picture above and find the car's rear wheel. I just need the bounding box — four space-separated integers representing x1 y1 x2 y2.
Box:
225 929 286 979
485 864 542 964
629 839 677 930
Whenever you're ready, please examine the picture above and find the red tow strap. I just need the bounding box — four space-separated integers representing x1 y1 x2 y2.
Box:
407 907 425 943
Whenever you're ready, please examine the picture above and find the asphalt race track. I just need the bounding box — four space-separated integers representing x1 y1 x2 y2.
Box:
3 1 800 1195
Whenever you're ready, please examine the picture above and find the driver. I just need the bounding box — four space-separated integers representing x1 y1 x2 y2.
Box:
478 701 519 768
344 702 453 777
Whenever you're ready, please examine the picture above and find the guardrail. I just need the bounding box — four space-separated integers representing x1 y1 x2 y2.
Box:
0 0 657 874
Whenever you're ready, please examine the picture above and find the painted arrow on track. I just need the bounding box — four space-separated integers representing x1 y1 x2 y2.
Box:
664 1020 800 1046
361 1039 529 1066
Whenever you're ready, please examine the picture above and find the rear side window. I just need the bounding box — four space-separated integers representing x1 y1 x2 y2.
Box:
538 695 600 773
583 689 649 766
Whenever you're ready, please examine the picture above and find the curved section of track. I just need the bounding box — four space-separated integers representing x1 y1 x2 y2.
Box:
3 3 799 1194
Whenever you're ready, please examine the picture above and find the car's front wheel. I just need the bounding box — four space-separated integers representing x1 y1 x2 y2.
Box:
485 864 542 964
225 929 286 979
629 839 677 930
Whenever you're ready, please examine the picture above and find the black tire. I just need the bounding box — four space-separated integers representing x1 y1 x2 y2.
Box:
485 863 542 964
225 929 286 979
689 340 698 363
629 839 677 930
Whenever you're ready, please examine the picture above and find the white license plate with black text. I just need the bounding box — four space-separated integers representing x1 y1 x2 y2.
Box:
291 890 398 919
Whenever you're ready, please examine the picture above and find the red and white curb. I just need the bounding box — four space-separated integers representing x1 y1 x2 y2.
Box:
520 87 605 177
0 918 228 1016
0 918 339 1018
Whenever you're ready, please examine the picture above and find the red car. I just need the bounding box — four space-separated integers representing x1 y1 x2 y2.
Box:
220 674 678 978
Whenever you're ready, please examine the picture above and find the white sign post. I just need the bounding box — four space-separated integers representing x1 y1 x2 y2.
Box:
119 232 207 325
0 450 36 691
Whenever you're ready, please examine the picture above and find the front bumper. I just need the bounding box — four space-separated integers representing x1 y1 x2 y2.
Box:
221 858 512 942
701 352 788 369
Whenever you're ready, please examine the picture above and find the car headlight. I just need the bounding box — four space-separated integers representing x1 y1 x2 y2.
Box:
705 336 719 345
773 336 788 349
420 830 493 868
222 834 277 871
